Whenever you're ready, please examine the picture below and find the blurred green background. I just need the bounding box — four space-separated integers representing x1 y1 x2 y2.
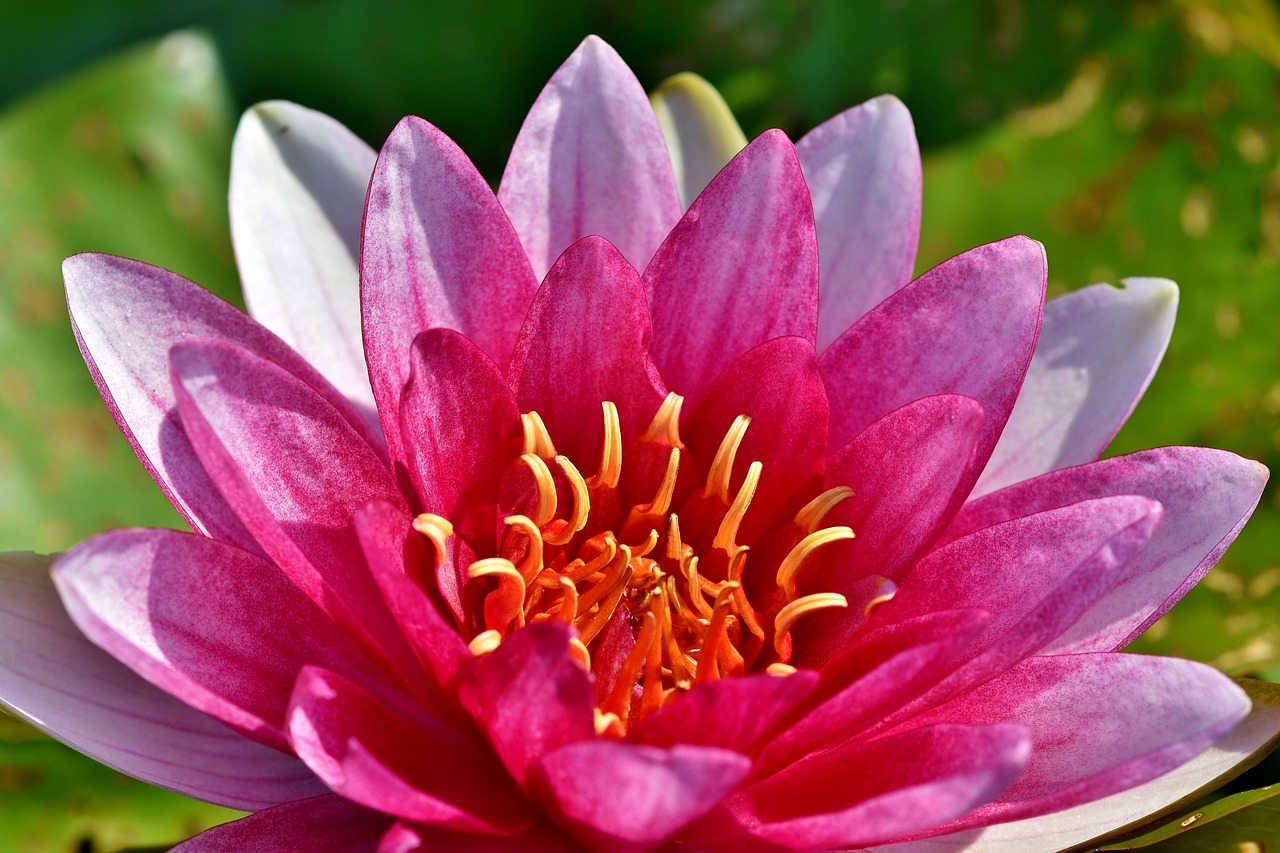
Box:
1 0 1278 849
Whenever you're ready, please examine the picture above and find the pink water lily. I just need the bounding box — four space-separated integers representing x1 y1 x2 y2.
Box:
0 36 1274 852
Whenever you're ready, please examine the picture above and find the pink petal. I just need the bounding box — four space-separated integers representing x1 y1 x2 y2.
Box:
170 337 420 680
974 278 1179 497
908 654 1249 829
62 253 382 552
174 794 393 852
399 329 522 546
508 236 667 460
379 821 581 852
0 552 323 811
531 740 751 852
456 621 594 785
288 666 535 834
644 130 819 399
685 723 1029 850
362 115 538 465
819 237 1046 460
497 36 682 281
52 528 383 752
230 101 377 418
945 447 1268 653
795 95 922 350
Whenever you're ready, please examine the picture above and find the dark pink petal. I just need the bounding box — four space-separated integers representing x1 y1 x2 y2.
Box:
684 723 1029 850
683 337 829 541
819 237 1046 460
645 131 819 399
288 666 536 834
362 116 538 464
498 36 682 281
399 329 522 545
531 740 751 852
230 101 377 417
62 253 382 552
633 670 819 754
508 236 666 460
457 621 594 785
0 552 323 811
171 338 420 681
944 447 1268 653
380 821 581 852
974 279 1178 498
795 95 922 350
908 654 1249 829
174 794 392 852
53 529 382 752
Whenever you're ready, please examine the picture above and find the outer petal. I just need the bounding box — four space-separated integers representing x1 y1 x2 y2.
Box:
531 740 751 852
0 552 323 811
63 253 382 552
796 95 922 350
508 236 666 460
974 278 1179 497
650 72 748 208
174 794 393 852
819 237 1046 461
52 529 382 752
379 821 582 852
944 447 1268 652
498 36 682 280
645 130 819 399
230 101 377 416
287 666 535 834
362 115 538 464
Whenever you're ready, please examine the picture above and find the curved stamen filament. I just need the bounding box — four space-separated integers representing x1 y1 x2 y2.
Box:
712 460 762 552
565 535 617 582
642 392 685 447
776 526 856 600
519 453 558 526
520 411 557 459
773 593 848 660
544 456 590 545
666 514 686 561
469 557 527 633
411 513 453 565
591 402 622 490
553 577 578 622
568 637 592 670
705 415 750 502
602 612 657 721
468 629 502 656
794 486 855 534
695 582 740 685
623 448 681 537
502 515 544 583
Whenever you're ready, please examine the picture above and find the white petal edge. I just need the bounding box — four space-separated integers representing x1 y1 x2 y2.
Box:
650 72 748 209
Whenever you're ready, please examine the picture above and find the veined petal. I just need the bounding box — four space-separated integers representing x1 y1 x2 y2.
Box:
650 71 748 208
230 101 377 417
173 794 393 852
974 278 1179 498
796 95 922 350
645 130 820 399
0 552 323 811
498 35 682 280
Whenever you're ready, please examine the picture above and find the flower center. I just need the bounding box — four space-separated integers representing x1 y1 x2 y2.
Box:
415 393 860 736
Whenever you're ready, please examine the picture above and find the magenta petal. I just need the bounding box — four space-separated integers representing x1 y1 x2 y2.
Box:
686 723 1029 850
362 116 538 464
531 739 751 852
819 236 1046 460
910 654 1249 829
796 95 922 350
399 329 522 545
380 821 581 852
645 130 819 398
174 794 392 852
945 446 1269 653
53 528 381 751
498 36 682 281
457 621 594 785
288 666 536 834
62 253 381 552
508 236 666 460
0 552 323 811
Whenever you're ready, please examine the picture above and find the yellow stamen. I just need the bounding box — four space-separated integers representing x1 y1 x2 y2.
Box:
411 513 453 562
695 582 739 685
565 535 617 582
632 527 660 559
502 515 544 583
602 612 657 721
642 392 685 447
568 636 592 670
776 526 856 600
591 402 622 490
712 460 762 552
773 593 848 658
520 411 557 459
519 453 558 526
594 709 624 737
666 514 686 561
767 663 797 676
544 456 590 545
554 577 579 622
468 629 502 656
575 545 631 614
794 486 855 534
684 556 714 620
469 557 526 633
705 415 750 502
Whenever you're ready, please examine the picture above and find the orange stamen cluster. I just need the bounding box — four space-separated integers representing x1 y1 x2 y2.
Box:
416 394 859 735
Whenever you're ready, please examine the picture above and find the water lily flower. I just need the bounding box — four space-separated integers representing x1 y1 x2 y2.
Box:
1 36 1275 852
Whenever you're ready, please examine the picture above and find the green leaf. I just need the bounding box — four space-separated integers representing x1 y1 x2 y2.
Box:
1098 784 1280 849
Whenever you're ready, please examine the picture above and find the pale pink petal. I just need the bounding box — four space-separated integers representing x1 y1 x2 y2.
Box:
0 552 323 811
819 237 1046 461
796 95 922 350
288 666 535 834
498 36 682 280
230 101 377 418
507 236 666 461
531 740 751 852
62 253 382 551
974 279 1179 498
174 794 392 852
944 447 1268 653
645 130 819 398
362 116 538 464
